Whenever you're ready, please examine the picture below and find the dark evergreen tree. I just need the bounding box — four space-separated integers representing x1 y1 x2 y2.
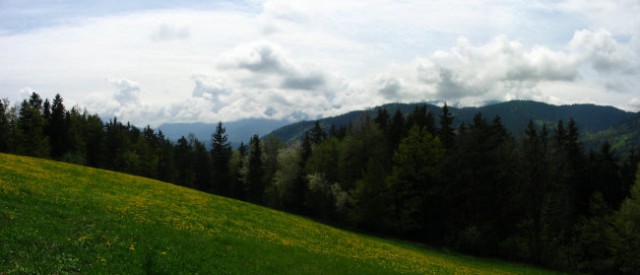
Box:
192 136 212 192
104 117 132 172
47 94 70 158
309 121 327 145
301 132 312 162
443 112 521 255
0 98 12 152
18 92 49 157
84 113 105 168
245 134 265 203
157 130 177 183
406 104 435 134
386 125 444 239
438 103 455 150
374 107 390 134
175 136 195 188
588 142 624 209
229 142 247 200
388 109 406 150
211 122 232 195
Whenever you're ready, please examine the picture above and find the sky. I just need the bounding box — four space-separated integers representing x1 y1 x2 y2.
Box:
1 0 639 127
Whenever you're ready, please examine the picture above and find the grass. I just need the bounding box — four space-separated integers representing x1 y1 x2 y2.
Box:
0 153 559 274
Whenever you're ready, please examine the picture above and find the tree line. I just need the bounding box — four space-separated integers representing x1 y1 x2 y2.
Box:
1 92 639 273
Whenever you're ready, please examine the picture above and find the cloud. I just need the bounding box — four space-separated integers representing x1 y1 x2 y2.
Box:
372 35 579 105
281 72 326 90
628 98 640 110
570 28 640 74
218 40 332 92
150 24 190 42
224 41 289 74
109 78 141 106
191 75 232 112
377 77 403 100
3 1 640 124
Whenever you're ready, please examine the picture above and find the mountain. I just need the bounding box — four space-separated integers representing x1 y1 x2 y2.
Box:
584 113 640 152
267 100 637 149
0 153 554 274
158 118 290 146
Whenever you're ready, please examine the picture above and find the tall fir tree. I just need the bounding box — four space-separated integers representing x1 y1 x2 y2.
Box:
438 103 455 150
18 92 49 157
309 121 327 145
0 98 12 152
211 122 232 195
47 94 70 158
245 134 265 203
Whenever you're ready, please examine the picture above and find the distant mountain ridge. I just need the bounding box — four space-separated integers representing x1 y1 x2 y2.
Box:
266 100 638 151
158 118 289 146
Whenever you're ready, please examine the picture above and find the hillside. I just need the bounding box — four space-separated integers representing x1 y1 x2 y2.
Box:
267 100 636 148
0 153 555 274
584 113 640 152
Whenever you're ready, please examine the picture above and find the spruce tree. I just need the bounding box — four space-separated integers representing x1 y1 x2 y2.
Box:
18 92 49 157
211 122 232 195
438 103 454 150
245 134 265 203
309 121 326 145
48 94 70 158
0 98 11 152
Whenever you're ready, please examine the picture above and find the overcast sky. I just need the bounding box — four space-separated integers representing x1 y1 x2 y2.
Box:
1 0 639 127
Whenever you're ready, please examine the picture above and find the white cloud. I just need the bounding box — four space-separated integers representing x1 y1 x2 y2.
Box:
1 0 640 127
370 35 580 106
150 24 190 42
109 78 141 106
570 28 640 75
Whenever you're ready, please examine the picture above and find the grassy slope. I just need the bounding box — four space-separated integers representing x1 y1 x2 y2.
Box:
0 154 557 274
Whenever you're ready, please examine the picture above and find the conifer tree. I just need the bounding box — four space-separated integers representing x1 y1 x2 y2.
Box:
0 98 12 152
47 94 70 158
245 134 265 203
211 122 232 195
438 103 455 150
309 121 327 145
18 92 49 157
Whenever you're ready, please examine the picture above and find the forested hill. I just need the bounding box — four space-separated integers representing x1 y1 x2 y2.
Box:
267 100 637 148
584 113 640 151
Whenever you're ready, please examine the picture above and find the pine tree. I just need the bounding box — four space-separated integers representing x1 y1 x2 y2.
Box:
192 137 212 192
386 125 444 239
0 98 12 152
47 94 70 158
211 122 232 195
374 107 390 134
175 136 196 188
388 109 405 150
245 134 265 203
309 121 327 145
18 92 49 157
439 103 455 150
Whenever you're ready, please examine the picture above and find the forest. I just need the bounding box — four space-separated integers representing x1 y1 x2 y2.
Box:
1 92 639 273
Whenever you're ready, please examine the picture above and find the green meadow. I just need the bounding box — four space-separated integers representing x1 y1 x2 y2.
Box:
0 153 557 274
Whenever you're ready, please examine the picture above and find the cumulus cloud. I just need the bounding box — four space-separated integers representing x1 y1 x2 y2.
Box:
220 41 334 91
188 40 359 121
109 78 141 106
628 98 640 110
191 75 232 112
150 24 190 42
371 35 580 105
570 28 640 74
3 1 640 124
